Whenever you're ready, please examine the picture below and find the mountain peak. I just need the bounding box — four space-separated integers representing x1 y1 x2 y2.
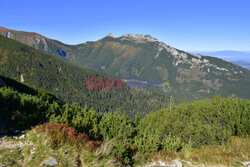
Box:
106 33 114 38
121 34 158 43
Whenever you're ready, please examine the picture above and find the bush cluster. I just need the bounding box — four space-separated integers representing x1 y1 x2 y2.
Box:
1 85 249 165
48 97 249 164
36 123 102 151
136 96 250 153
0 86 58 128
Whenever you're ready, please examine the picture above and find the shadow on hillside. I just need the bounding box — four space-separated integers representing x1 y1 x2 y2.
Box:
0 75 43 96
0 123 24 138
0 76 55 138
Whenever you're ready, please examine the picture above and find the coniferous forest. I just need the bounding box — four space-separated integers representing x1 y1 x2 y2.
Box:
0 76 249 165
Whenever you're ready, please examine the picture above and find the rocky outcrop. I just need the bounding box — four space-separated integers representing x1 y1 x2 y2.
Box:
242 161 250 167
143 159 182 167
106 33 114 38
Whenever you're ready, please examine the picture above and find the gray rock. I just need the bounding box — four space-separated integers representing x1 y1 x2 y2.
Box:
173 160 182 167
242 161 250 167
0 136 6 140
19 134 25 139
18 147 22 152
14 129 23 133
13 136 19 139
143 160 175 167
5 32 11 38
25 157 32 160
30 147 36 154
158 161 167 166
106 33 114 38
0 163 6 167
43 157 58 166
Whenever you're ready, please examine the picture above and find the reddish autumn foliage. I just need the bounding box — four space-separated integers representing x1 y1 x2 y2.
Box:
87 140 103 151
36 123 103 151
36 123 89 148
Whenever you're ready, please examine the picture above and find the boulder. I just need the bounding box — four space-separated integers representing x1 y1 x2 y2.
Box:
242 161 250 167
173 160 182 167
43 157 58 166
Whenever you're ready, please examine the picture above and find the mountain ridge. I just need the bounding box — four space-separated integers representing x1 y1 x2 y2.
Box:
1 27 250 100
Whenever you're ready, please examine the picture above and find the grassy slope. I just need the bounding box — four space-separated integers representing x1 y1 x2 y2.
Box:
0 128 249 166
152 136 250 166
0 130 121 167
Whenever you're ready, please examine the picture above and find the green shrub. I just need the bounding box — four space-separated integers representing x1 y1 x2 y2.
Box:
138 96 250 152
1 83 249 165
0 87 59 128
162 133 182 152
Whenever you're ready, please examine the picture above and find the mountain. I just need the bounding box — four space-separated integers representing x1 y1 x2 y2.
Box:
0 29 249 166
1 27 250 100
0 27 76 61
0 35 170 117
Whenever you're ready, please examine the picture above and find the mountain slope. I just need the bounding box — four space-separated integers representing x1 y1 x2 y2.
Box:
0 35 169 117
190 50 250 62
1 77 249 166
1 27 250 100
75 35 250 100
0 26 76 61
190 50 250 70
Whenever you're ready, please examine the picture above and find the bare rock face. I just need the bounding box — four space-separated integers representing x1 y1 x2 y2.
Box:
121 34 158 43
5 32 12 38
242 161 250 167
173 159 182 167
106 33 114 38
143 160 182 167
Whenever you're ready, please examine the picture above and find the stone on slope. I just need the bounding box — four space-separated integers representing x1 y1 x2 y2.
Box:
43 157 58 166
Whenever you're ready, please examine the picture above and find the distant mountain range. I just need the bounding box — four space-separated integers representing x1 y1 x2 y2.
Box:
1 27 250 100
232 61 250 70
190 50 250 70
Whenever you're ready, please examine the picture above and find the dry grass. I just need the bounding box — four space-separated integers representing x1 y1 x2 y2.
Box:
1 126 248 167
0 129 121 167
155 136 250 166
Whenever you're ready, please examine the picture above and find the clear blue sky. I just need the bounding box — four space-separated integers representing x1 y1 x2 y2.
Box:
1 0 249 51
